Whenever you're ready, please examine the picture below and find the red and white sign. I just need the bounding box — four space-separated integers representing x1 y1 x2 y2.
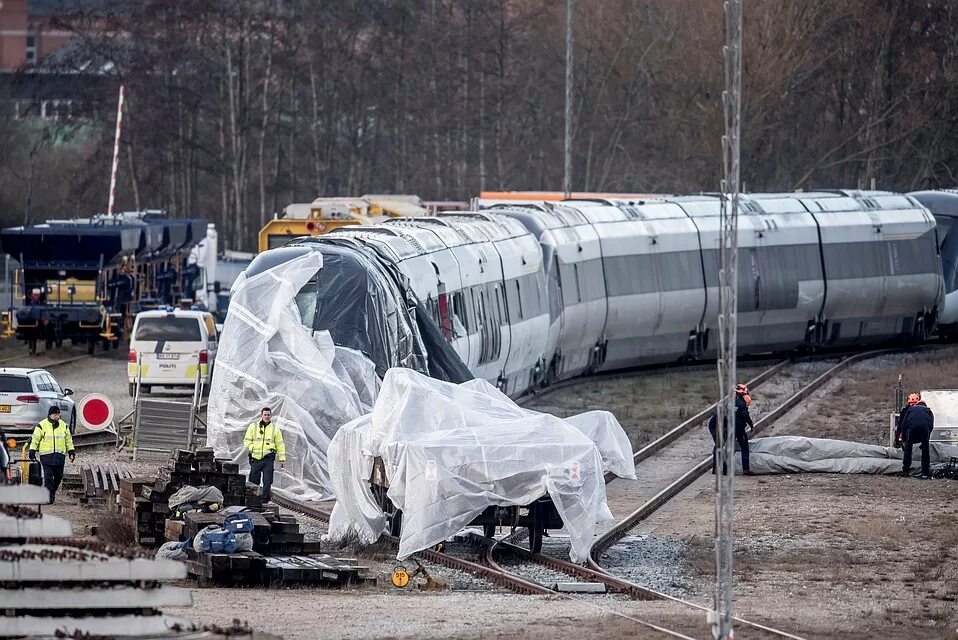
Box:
78 394 115 431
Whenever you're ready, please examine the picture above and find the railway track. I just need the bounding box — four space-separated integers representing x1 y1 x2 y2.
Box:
269 492 709 640
589 348 894 565
273 347 922 638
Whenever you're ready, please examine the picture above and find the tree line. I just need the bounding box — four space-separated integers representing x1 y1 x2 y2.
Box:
1 0 956 251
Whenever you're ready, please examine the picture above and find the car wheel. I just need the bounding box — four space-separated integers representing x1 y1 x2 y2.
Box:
142 385 152 394
128 383 135 398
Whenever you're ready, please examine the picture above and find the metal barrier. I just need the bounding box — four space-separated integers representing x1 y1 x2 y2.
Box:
131 353 206 460
133 398 194 460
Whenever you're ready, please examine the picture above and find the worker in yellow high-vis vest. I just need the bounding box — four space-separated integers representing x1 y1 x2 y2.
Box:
243 407 285 503
28 406 76 504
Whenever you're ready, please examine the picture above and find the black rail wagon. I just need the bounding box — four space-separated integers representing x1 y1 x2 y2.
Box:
1 223 140 353
1 213 208 354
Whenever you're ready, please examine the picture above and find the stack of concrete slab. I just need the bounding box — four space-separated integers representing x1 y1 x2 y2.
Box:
0 482 195 637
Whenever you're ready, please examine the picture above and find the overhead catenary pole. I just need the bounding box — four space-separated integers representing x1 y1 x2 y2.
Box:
713 0 743 639
107 84 126 216
563 0 573 198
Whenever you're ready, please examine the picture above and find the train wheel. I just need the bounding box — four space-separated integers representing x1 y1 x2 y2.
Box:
528 525 543 554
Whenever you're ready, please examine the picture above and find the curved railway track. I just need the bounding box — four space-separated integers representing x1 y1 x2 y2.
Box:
270 492 708 640
588 348 895 565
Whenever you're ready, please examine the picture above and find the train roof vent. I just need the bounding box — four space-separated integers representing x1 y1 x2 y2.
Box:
618 205 645 220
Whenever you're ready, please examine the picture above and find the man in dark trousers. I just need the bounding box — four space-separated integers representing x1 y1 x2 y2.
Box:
243 407 286 503
28 406 76 503
897 392 934 479
709 383 755 475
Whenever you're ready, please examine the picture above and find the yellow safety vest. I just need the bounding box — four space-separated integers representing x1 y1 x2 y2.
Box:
243 421 286 462
29 418 74 456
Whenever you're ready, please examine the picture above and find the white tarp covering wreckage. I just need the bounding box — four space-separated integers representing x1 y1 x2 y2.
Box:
327 368 636 563
208 247 637 562
207 250 380 500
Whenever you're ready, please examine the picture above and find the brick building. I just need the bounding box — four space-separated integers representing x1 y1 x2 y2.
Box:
0 0 79 71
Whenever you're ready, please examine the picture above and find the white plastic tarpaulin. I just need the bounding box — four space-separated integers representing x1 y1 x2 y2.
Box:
744 436 958 475
327 369 636 563
207 250 379 500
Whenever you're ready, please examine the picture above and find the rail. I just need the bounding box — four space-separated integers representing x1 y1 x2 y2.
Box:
270 491 700 639
589 349 892 564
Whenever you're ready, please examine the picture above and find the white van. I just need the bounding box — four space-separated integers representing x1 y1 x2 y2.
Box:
128 309 218 396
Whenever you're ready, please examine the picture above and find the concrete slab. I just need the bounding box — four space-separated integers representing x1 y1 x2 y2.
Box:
0 484 50 505
0 545 186 581
0 513 73 538
551 582 607 593
0 585 192 609
3 614 194 636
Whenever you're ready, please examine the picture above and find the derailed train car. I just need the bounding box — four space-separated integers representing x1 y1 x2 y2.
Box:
243 190 944 397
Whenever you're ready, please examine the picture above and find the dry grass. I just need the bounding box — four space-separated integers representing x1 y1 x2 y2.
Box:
328 529 394 560
95 509 135 546
528 364 769 450
792 344 958 443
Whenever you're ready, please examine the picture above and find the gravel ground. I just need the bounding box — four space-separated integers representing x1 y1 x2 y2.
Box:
601 534 701 598
594 359 836 540
30 347 958 639
613 346 958 640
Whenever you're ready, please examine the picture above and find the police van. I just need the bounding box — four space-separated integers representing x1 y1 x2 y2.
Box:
127 308 218 396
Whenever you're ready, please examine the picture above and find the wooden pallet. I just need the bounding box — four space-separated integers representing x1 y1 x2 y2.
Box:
263 554 372 587
79 462 134 505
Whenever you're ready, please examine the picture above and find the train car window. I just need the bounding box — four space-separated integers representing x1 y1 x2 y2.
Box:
755 245 799 310
493 284 504 358
573 263 583 303
476 289 492 365
295 280 318 328
654 252 706 292
548 257 563 319
437 293 453 341
452 291 469 333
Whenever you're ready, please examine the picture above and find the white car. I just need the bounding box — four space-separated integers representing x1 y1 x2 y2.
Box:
0 368 76 433
127 308 218 396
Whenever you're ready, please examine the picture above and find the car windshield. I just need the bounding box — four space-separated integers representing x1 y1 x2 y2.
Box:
0 374 33 393
134 317 202 341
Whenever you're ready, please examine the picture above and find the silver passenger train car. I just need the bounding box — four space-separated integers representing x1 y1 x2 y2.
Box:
243 190 944 397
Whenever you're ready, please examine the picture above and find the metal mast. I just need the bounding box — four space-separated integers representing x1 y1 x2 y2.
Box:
563 0 573 198
713 0 743 639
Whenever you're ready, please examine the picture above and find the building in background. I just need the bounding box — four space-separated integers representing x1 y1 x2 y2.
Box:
0 0 80 71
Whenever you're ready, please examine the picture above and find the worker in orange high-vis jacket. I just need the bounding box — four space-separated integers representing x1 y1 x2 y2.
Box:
243 407 286 503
